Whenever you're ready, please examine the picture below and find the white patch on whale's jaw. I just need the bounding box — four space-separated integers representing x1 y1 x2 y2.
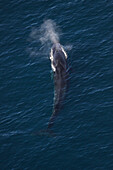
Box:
50 48 56 72
60 46 68 59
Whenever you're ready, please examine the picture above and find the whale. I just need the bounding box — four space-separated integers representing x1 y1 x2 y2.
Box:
32 43 68 136
48 43 68 129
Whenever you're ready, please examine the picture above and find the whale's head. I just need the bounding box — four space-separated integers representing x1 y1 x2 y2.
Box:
50 43 67 72
52 43 62 54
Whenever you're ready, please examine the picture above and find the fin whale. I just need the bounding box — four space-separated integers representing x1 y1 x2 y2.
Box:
48 43 68 129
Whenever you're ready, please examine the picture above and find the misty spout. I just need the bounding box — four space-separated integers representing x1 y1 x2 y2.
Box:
40 19 60 45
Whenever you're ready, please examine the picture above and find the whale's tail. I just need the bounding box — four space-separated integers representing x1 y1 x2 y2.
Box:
47 98 62 129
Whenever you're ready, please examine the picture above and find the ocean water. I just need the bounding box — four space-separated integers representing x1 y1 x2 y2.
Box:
0 0 113 169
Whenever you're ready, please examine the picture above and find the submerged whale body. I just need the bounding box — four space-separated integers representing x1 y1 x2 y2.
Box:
48 43 68 129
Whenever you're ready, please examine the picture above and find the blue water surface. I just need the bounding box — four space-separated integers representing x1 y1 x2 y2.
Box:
0 0 113 169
